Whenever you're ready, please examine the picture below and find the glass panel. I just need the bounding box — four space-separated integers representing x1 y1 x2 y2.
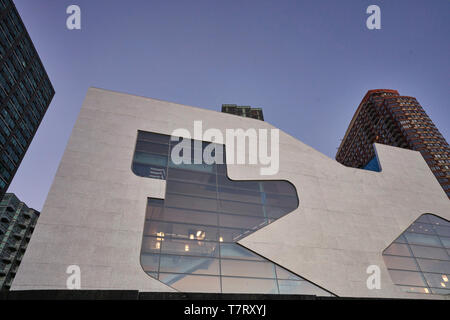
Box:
423 272 450 289
278 280 330 296
393 234 407 244
137 131 170 144
219 213 267 230
397 285 430 294
383 256 418 271
168 144 201 162
388 270 426 287
221 276 278 294
220 243 265 261
154 207 218 226
169 138 212 152
159 254 220 276
168 157 215 173
148 198 163 207
409 245 450 260
141 236 162 254
167 181 217 199
383 243 411 257
159 273 221 293
143 221 219 241
218 187 263 204
264 193 298 208
221 259 276 278
161 238 219 257
261 181 296 195
427 215 449 225
167 167 216 185
404 232 441 247
416 215 431 224
275 266 302 280
189 142 224 163
219 227 253 242
145 200 164 220
219 199 265 217
407 222 436 235
133 151 167 167
165 193 218 212
430 287 450 295
146 271 158 279
216 164 228 176
416 259 450 274
132 163 167 179
441 237 450 249
141 253 159 272
217 175 260 191
434 225 450 237
264 206 293 219
135 140 169 155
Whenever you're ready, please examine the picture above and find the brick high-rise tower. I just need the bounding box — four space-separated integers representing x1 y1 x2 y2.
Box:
336 89 450 199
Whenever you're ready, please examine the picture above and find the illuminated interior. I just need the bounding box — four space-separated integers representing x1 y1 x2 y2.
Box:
133 130 332 295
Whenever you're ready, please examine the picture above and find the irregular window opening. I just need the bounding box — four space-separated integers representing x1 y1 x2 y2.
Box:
133 131 333 295
383 213 450 296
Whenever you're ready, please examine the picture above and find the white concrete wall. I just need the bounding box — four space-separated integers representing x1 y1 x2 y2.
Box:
12 88 450 298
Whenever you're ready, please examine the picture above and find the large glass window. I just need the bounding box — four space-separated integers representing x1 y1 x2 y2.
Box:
134 131 331 296
383 214 450 296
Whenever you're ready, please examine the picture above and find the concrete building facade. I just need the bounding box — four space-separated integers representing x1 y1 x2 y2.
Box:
11 88 450 299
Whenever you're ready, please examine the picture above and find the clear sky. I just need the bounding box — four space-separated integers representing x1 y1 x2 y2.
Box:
8 0 450 210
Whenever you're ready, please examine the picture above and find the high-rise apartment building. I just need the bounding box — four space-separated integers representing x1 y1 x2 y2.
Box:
0 0 55 198
336 89 450 199
221 104 264 121
0 193 39 290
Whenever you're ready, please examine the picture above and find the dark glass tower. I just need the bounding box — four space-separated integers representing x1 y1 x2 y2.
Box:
0 193 39 290
221 104 264 121
0 0 54 199
336 89 450 199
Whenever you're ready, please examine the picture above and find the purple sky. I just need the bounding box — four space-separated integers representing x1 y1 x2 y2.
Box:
8 0 450 210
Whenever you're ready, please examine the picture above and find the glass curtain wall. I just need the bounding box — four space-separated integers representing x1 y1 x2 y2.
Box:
133 131 332 295
383 214 450 295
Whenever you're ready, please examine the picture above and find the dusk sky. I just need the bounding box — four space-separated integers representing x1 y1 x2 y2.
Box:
8 0 450 210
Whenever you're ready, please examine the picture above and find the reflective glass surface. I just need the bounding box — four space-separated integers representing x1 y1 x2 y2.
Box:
383 214 450 296
362 155 381 172
134 131 331 295
0 0 55 198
